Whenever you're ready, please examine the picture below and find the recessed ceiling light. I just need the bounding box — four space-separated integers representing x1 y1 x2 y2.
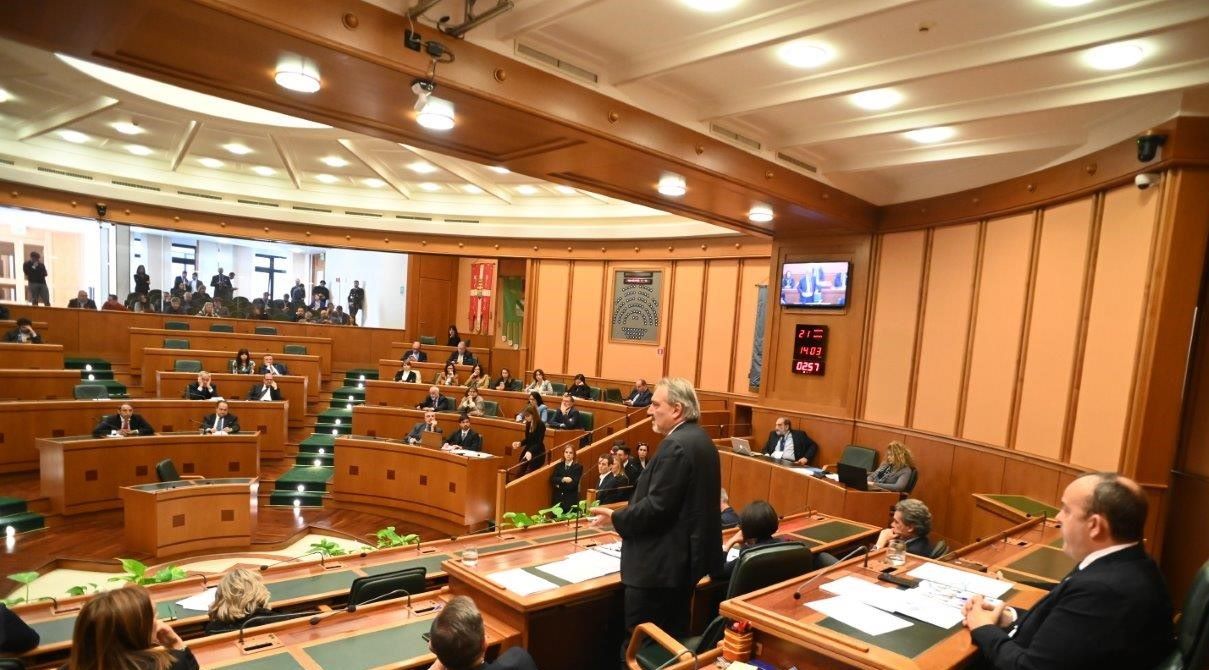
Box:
198 157 224 169
903 126 956 143
657 174 687 197
58 129 90 143
1044 0 1093 6
554 185 577 195
407 161 437 174
111 121 144 135
1083 41 1145 70
125 144 153 156
680 0 741 11
416 97 455 131
777 41 833 68
362 177 386 188
251 165 276 176
223 143 253 155
488 166 510 174
274 61 321 93
320 155 349 168
748 205 774 223
315 173 338 183
851 88 903 111
516 185 539 195
418 182 441 191
0 88 10 103
462 184 483 194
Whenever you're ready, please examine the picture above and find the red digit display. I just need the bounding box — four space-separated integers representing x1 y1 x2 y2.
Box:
792 324 828 376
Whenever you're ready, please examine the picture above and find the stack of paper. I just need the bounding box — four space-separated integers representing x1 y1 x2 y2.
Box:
534 549 620 584
908 562 1013 598
175 587 217 611
821 575 966 629
807 596 913 636
487 568 559 596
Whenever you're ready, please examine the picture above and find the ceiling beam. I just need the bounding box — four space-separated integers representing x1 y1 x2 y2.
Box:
491 0 606 41
269 133 302 190
402 143 512 203
15 95 119 140
823 129 1086 174
169 120 200 172
339 138 413 199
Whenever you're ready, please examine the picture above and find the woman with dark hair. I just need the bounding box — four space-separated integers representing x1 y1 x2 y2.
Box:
513 406 547 476
446 325 460 347
524 369 553 395
515 391 548 423
721 499 782 578
464 363 490 391
568 373 592 400
550 444 583 512
66 586 198 670
133 265 151 295
495 367 520 392
230 348 256 375
436 362 459 387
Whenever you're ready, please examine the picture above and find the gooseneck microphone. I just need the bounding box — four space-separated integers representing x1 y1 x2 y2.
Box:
310 589 411 626
237 610 321 647
792 545 871 600
259 549 325 571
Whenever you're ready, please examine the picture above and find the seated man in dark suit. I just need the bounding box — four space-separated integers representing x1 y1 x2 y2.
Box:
416 385 452 412
258 354 288 376
394 360 422 383
185 370 219 400
405 410 443 445
446 341 477 366
401 340 427 363
428 595 537 670
3 317 41 343
67 290 97 309
964 472 1174 669
442 414 483 452
0 601 40 653
92 403 156 438
546 394 581 430
247 373 283 401
612 443 641 489
719 488 740 529
762 416 818 465
595 453 631 505
874 498 933 557
200 400 240 434
623 378 653 407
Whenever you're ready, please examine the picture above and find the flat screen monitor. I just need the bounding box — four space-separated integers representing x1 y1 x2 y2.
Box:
779 261 850 308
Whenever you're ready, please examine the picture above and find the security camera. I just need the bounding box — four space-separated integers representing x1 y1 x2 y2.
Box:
411 79 435 110
1136 133 1166 163
1135 173 1159 190
95 203 107 218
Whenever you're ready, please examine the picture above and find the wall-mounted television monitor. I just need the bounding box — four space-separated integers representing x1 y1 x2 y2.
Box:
779 261 851 308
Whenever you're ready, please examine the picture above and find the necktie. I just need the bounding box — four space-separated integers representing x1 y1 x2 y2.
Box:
122 417 130 432
216 417 223 431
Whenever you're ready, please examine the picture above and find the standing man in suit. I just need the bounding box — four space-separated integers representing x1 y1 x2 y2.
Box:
401 341 428 363
406 410 443 445
964 472 1174 669
590 378 722 646
185 371 219 400
211 267 231 301
289 279 306 305
67 290 96 309
428 596 537 670
443 414 483 452
347 280 364 326
416 386 452 412
623 379 652 407
22 251 49 306
200 401 240 434
92 403 156 438
762 416 818 465
447 341 477 366
247 373 283 401
259 354 288 376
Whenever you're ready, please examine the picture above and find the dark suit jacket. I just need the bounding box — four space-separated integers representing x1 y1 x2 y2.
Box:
3 327 41 343
406 421 442 444
596 472 631 505
904 534 933 558
201 413 240 433
622 459 642 489
517 421 546 474
92 413 155 438
762 428 818 463
1 602 40 653
446 351 478 366
247 384 283 401
401 350 428 363
394 369 421 383
626 388 653 407
720 506 740 529
550 461 583 511
185 383 218 400
971 544 1174 670
258 363 289 376
67 298 97 309
548 407 581 430
611 421 723 589
446 428 482 451
416 395 452 412
477 647 537 670
568 383 592 400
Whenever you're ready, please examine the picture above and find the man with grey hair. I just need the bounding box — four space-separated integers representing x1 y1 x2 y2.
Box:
590 377 721 652
427 595 536 670
720 488 739 529
874 498 933 557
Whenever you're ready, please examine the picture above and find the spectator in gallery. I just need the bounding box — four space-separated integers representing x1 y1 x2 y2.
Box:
290 279 306 304
312 279 330 302
164 296 187 315
64 586 198 670
292 306 306 322
23 250 50 306
524 369 553 395
406 409 443 445
331 306 350 325
595 453 631 505
394 360 421 383
132 293 156 313
249 304 268 320
230 348 256 375
568 373 593 400
247 373 283 401
435 362 459 387
133 264 151 295
612 443 641 488
550 444 583 513
4 317 42 344
173 269 190 294
547 394 581 430
447 340 477 366
464 363 490 391
189 272 204 293
515 391 549 424
67 289 97 309
513 406 547 476
416 386 452 412
347 280 364 325
102 293 127 311
446 324 461 347
458 386 486 417
402 341 427 363
636 442 650 472
495 367 520 392
868 441 917 493
624 379 653 407
196 301 217 317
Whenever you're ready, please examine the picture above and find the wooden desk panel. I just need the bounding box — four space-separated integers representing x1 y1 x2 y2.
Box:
350 405 583 461
378 358 475 384
120 478 256 557
129 327 332 376
156 371 307 425
331 437 500 535
37 433 260 515
141 347 320 400
0 399 287 473
0 342 64 369
0 369 80 400
389 342 493 370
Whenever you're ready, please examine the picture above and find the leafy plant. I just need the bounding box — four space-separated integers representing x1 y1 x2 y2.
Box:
373 526 420 549
504 500 598 528
66 583 100 597
308 538 346 557
3 571 39 605
108 559 187 586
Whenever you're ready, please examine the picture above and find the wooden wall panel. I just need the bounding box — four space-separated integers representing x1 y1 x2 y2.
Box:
731 261 769 394
1069 186 1160 471
599 262 671 383
565 262 606 377
962 214 1035 446
1014 198 1094 459
911 224 978 435
531 261 570 373
1001 458 1062 507
698 260 741 392
945 447 1006 545
666 261 705 382
862 230 927 425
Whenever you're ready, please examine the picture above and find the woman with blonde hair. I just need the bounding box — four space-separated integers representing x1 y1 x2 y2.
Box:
868 441 916 493
66 585 197 670
204 568 275 635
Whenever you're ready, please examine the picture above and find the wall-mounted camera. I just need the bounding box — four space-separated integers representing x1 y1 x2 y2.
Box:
1135 173 1160 190
95 203 107 218
1136 133 1166 163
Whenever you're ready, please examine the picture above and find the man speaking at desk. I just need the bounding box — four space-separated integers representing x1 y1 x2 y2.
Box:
590 378 722 647
963 472 1174 669
92 403 156 438
201 401 240 435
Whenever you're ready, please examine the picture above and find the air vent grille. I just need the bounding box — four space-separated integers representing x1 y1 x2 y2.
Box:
293 205 331 213
397 214 433 221
37 166 93 180
112 179 160 191
445 218 479 224
237 199 278 207
710 124 761 151
345 211 382 218
178 190 222 200
776 152 818 173
0 158 14 166
516 43 599 84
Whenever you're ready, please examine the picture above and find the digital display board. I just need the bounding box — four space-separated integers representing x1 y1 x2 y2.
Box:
792 324 828 376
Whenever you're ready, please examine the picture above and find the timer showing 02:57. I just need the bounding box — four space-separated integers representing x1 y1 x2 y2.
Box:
794 360 822 374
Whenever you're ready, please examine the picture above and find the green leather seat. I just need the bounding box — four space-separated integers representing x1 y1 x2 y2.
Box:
604 387 623 403
283 344 307 355
163 338 190 349
589 387 602 401
164 321 190 330
577 410 595 432
481 400 500 417
209 323 234 332
255 326 278 335
173 359 203 373
73 383 108 400
929 539 949 559
550 381 566 395
838 444 878 472
1154 559 1209 670
419 335 437 345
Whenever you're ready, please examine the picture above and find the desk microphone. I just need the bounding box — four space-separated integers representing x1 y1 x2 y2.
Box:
310 589 410 626
238 610 321 647
259 549 325 571
189 417 210 434
42 596 81 615
792 545 871 600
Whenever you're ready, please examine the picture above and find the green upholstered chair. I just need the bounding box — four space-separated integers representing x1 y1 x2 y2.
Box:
163 338 190 349
283 344 307 355
209 323 234 332
255 326 278 335
419 335 437 345
589 387 602 401
173 359 203 373
503 379 523 392
164 321 190 330
902 467 920 495
929 539 949 559
1155 559 1209 670
73 383 109 400
550 381 566 395
604 387 623 403
830 444 878 473
348 567 427 610
481 400 500 418
577 410 595 432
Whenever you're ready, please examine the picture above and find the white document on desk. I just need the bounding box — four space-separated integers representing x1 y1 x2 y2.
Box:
535 550 620 584
487 568 559 596
908 562 1013 598
806 596 913 636
822 576 964 629
175 586 217 612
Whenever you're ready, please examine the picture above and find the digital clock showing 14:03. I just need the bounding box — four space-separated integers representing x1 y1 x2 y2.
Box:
792 324 828 376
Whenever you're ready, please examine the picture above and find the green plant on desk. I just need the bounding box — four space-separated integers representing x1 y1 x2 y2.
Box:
65 582 100 597
109 559 187 586
3 571 39 605
504 500 598 528
309 538 347 556
374 526 420 549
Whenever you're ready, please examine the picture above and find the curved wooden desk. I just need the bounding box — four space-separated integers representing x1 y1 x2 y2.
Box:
0 341 64 369
0 368 80 400
128 326 332 376
141 347 321 400
120 477 257 558
156 371 308 426
350 405 582 460
36 432 260 515
388 341 494 370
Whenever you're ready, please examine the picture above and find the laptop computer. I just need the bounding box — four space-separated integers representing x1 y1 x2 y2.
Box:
419 431 444 449
730 437 754 456
836 462 869 491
